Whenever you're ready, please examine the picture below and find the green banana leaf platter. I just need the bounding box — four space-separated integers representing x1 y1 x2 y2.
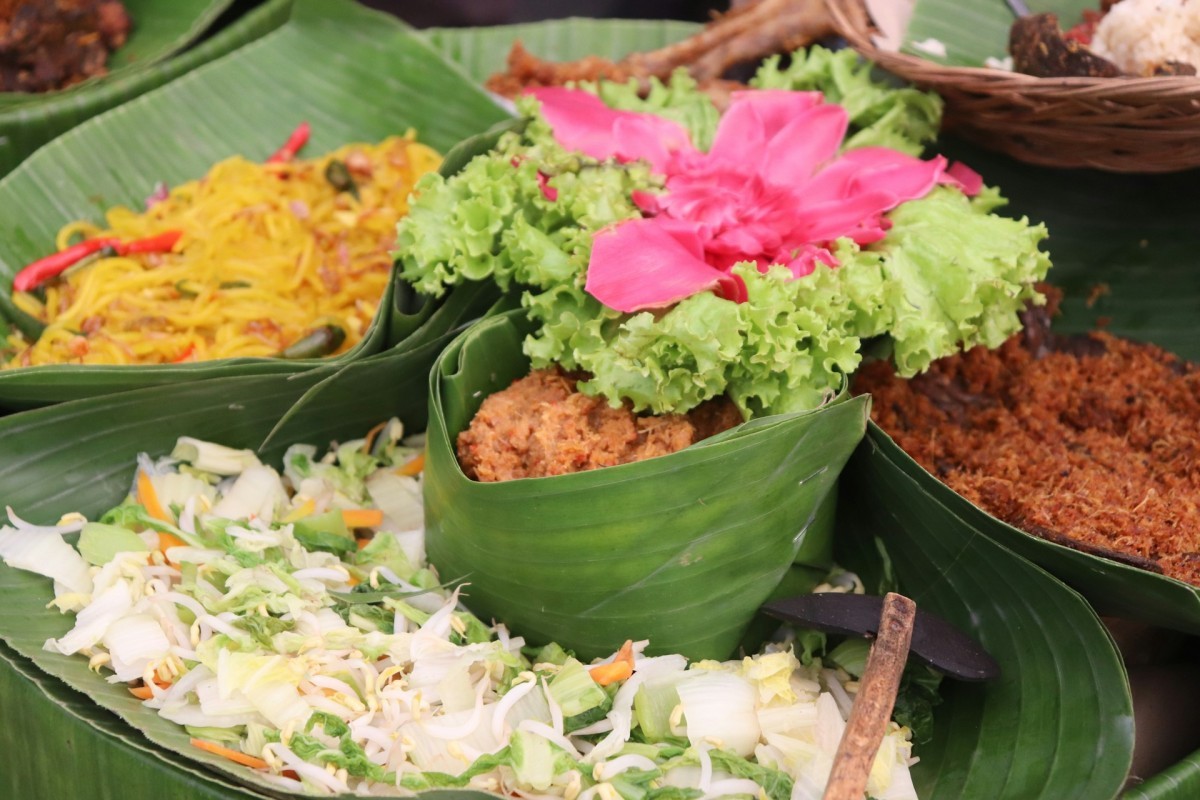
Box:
0 6 1189 800
899 0 1099 67
0 0 292 176
0 0 510 412
850 134 1200 636
0 0 233 109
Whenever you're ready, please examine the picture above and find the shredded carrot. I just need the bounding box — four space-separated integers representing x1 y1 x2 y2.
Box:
341 508 384 529
356 536 372 551
362 420 388 454
589 639 635 686
129 676 172 699
396 452 425 477
137 470 173 524
157 531 186 551
190 738 269 770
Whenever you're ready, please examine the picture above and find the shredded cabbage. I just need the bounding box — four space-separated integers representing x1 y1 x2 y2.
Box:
1 424 919 798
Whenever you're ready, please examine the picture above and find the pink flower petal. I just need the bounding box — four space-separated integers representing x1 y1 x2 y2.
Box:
631 190 663 214
943 161 984 196
807 148 946 207
760 104 850 187
784 245 839 279
786 190 896 244
708 90 826 166
714 272 748 303
585 218 721 312
525 87 696 173
536 171 558 201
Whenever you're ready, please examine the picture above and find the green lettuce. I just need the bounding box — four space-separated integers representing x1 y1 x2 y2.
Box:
396 50 1049 418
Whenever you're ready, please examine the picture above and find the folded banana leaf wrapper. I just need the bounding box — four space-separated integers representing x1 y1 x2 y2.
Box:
851 136 1200 643
424 310 868 662
0 0 290 176
0 0 510 412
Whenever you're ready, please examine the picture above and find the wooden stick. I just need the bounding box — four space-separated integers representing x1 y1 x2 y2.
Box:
823 592 917 800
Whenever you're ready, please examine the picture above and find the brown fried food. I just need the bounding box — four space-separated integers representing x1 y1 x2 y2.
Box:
854 302 1200 586
485 0 834 98
457 367 743 482
0 0 132 93
1009 12 1122 78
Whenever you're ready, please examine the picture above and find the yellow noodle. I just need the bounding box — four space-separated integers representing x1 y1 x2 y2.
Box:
4 133 439 368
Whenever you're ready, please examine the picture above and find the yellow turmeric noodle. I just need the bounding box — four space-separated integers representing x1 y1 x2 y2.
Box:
3 134 441 367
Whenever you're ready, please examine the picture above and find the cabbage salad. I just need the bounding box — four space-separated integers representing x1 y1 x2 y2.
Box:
0 423 919 799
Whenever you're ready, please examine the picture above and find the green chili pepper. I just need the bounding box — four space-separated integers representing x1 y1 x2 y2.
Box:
218 280 252 290
324 160 360 200
277 325 345 359
174 279 202 298
0 292 46 343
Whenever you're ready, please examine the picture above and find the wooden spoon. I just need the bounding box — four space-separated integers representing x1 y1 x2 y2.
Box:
823 592 916 800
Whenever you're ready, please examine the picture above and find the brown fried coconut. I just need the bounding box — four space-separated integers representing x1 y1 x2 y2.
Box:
457 368 743 482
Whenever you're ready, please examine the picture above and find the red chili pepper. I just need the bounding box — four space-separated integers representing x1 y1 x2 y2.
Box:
266 122 311 164
116 230 183 256
171 343 196 363
12 230 183 293
12 238 117 292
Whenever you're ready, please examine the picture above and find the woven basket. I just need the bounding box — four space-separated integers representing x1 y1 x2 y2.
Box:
827 0 1200 173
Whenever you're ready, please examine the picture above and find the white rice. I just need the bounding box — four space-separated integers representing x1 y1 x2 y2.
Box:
1091 0 1200 75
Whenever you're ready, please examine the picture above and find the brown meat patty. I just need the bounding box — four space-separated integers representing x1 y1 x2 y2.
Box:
457 367 743 482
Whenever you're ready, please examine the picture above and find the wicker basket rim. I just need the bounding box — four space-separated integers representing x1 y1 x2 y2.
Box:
828 0 1200 96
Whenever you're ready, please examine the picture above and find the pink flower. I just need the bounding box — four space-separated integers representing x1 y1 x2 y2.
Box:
527 87 982 313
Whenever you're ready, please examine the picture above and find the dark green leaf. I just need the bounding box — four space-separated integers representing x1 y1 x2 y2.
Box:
0 0 509 410
837 438 1134 799
0 0 292 176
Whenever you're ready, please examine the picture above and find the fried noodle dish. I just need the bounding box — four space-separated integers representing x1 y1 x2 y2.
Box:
4 132 440 367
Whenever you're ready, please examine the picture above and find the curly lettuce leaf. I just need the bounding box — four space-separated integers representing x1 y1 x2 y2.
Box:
548 187 1048 418
868 186 1051 375
396 102 653 301
752 47 943 156
560 263 861 417
396 64 1050 419
588 71 721 151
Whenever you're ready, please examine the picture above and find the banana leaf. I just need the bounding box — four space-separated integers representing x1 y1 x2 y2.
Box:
846 136 1200 640
0 307 1136 799
425 17 702 83
424 310 867 661
0 0 264 175
836 441 1134 799
0 0 233 108
0 641 276 800
1125 748 1200 800
899 0 1096 66
0 0 510 411
0 12 1159 799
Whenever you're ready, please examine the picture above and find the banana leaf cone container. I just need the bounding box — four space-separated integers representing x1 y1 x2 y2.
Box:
423 309 870 661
